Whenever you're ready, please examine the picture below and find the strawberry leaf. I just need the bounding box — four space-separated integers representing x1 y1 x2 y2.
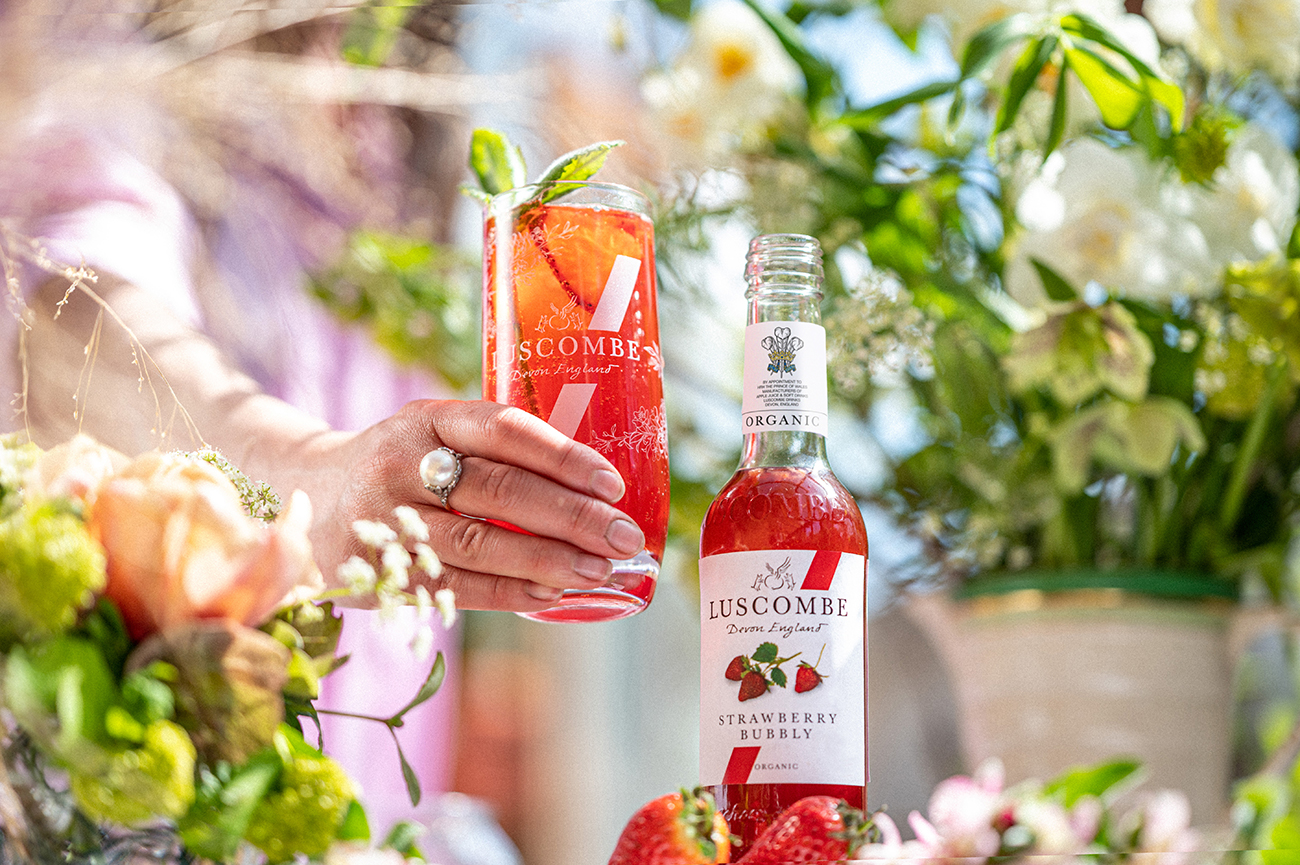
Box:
771 668 788 688
468 128 526 196
534 139 624 186
752 642 779 664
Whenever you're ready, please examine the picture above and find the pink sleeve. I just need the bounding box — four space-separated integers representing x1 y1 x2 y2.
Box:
3 129 203 327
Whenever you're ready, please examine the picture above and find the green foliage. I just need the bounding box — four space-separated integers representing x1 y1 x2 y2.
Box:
310 230 481 392
68 719 197 827
243 727 358 863
0 501 106 644
341 0 420 67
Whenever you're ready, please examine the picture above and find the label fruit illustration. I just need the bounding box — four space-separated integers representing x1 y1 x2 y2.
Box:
794 644 827 694
723 642 800 703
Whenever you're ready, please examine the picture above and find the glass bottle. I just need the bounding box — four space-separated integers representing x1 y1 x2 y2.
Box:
698 234 869 856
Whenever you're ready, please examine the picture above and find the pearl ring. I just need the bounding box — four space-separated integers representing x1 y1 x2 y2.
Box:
419 447 463 510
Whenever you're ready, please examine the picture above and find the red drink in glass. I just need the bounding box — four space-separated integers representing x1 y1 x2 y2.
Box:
483 181 668 622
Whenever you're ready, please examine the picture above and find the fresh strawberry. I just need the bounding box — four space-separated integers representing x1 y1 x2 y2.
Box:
737 670 768 702
725 655 747 681
608 787 731 865
794 663 823 693
736 796 872 864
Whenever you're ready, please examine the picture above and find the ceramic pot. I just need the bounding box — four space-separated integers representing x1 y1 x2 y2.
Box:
906 570 1267 825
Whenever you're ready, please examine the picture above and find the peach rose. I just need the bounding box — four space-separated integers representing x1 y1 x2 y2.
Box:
24 434 129 505
86 452 322 640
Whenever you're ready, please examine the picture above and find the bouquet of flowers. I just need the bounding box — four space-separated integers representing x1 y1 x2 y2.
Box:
645 0 1300 604
0 433 447 864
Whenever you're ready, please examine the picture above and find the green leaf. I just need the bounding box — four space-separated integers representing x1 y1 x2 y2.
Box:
104 705 146 744
751 642 779 664
840 79 959 128
179 753 281 861
649 0 693 19
997 36 1059 134
397 738 422 807
342 0 419 68
771 668 788 688
1044 759 1142 805
960 13 1039 78
1030 258 1079 302
534 140 624 186
468 129 526 196
383 820 425 857
1044 61 1070 159
1064 46 1141 130
741 0 838 109
1061 13 1186 130
337 800 372 843
388 651 446 725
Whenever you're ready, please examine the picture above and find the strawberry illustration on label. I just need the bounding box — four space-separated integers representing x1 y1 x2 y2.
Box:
724 642 800 703
794 644 827 694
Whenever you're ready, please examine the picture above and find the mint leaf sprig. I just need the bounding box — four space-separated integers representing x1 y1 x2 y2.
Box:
460 128 624 207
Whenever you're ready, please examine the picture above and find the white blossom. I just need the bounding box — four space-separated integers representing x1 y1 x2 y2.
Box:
435 588 457 629
380 543 410 590
1145 0 1300 82
1006 139 1216 308
413 542 441 580
338 555 378 593
643 0 800 161
1189 122 1300 265
352 519 398 548
393 504 429 543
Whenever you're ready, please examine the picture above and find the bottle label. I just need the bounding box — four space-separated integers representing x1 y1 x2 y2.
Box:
699 549 867 787
742 321 828 434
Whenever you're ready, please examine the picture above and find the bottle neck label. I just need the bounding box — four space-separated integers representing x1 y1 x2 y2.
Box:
699 549 867 787
742 321 828 435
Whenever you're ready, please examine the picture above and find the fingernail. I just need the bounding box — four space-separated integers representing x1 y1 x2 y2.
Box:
606 519 644 557
574 555 613 583
591 468 625 503
525 583 564 602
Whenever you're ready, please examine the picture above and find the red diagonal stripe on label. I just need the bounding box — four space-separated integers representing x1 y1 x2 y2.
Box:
722 746 762 784
800 550 841 591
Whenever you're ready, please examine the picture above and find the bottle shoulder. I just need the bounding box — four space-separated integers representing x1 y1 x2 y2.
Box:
700 464 868 558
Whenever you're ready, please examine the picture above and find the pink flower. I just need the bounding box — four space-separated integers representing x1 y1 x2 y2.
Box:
852 812 939 863
87 452 322 640
922 759 1005 860
1130 790 1199 865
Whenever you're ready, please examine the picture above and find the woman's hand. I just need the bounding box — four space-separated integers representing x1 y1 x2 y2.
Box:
23 277 642 614
298 399 645 613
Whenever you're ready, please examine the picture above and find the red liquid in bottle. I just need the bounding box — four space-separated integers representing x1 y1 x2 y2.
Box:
699 464 868 857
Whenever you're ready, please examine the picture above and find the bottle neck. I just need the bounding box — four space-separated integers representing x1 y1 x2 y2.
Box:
739 234 829 470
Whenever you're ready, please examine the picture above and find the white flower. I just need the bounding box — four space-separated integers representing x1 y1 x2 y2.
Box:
408 624 434 661
324 842 411 865
380 544 410 590
1145 0 1300 82
338 555 378 594
393 505 428 543
1005 139 1216 308
413 542 441 581
643 0 800 160
352 519 398 549
435 587 457 629
1190 122 1300 265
